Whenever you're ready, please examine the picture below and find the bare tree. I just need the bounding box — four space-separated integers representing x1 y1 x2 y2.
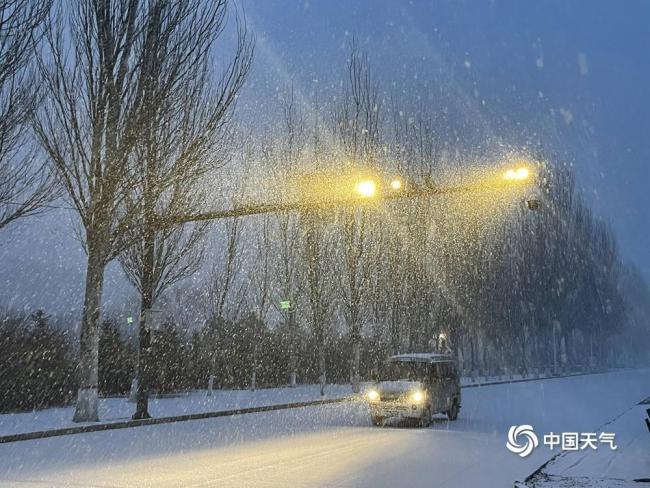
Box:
120 224 208 306
251 215 272 320
302 210 331 396
247 213 271 390
195 211 245 393
272 86 304 386
33 1 147 421
335 39 381 161
0 0 55 230
114 0 253 418
334 40 381 391
31 0 251 422
209 215 244 320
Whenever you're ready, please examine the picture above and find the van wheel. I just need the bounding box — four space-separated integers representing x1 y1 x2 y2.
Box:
446 400 459 421
371 415 383 426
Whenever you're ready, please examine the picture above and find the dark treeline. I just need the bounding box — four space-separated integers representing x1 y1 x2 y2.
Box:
0 311 351 412
0 311 75 411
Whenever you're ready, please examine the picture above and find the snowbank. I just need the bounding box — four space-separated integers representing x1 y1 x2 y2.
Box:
517 399 650 487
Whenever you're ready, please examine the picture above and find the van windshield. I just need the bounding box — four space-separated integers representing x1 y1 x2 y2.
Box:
386 361 429 381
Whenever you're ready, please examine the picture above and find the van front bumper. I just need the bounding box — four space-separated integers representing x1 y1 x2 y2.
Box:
369 401 425 419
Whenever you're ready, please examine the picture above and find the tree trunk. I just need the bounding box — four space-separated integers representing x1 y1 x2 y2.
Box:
390 303 400 355
469 334 476 372
72 240 105 422
319 348 326 397
349 300 361 392
305 214 327 397
351 338 361 392
133 295 152 419
251 343 258 391
288 306 297 387
520 324 528 375
133 199 155 420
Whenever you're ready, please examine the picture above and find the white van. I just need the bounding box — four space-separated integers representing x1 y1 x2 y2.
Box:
365 353 461 427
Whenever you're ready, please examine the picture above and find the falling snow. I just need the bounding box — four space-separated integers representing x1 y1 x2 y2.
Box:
0 1 649 487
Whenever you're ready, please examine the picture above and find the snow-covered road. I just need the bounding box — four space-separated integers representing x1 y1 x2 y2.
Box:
0 370 647 488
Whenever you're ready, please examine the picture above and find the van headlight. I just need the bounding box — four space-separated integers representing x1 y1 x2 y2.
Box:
411 390 425 404
366 389 380 402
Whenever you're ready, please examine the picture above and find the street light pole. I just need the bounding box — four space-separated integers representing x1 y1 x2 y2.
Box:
133 165 537 414
156 173 533 229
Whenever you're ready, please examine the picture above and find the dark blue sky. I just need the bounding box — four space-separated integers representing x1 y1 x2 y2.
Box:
242 0 650 277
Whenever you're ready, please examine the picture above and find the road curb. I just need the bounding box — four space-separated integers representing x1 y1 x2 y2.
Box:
0 397 350 444
461 369 618 389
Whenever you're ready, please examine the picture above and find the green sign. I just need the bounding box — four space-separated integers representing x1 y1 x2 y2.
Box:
280 300 291 310
127 316 134 324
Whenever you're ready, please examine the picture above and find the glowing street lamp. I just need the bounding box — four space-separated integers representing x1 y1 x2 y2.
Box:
503 166 531 181
355 179 377 198
499 164 541 210
390 178 403 191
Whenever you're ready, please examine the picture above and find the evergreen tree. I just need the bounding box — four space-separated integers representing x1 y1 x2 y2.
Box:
98 320 135 396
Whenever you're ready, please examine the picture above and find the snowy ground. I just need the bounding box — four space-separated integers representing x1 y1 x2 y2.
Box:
0 372 584 437
0 384 352 437
0 369 647 487
519 396 650 487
